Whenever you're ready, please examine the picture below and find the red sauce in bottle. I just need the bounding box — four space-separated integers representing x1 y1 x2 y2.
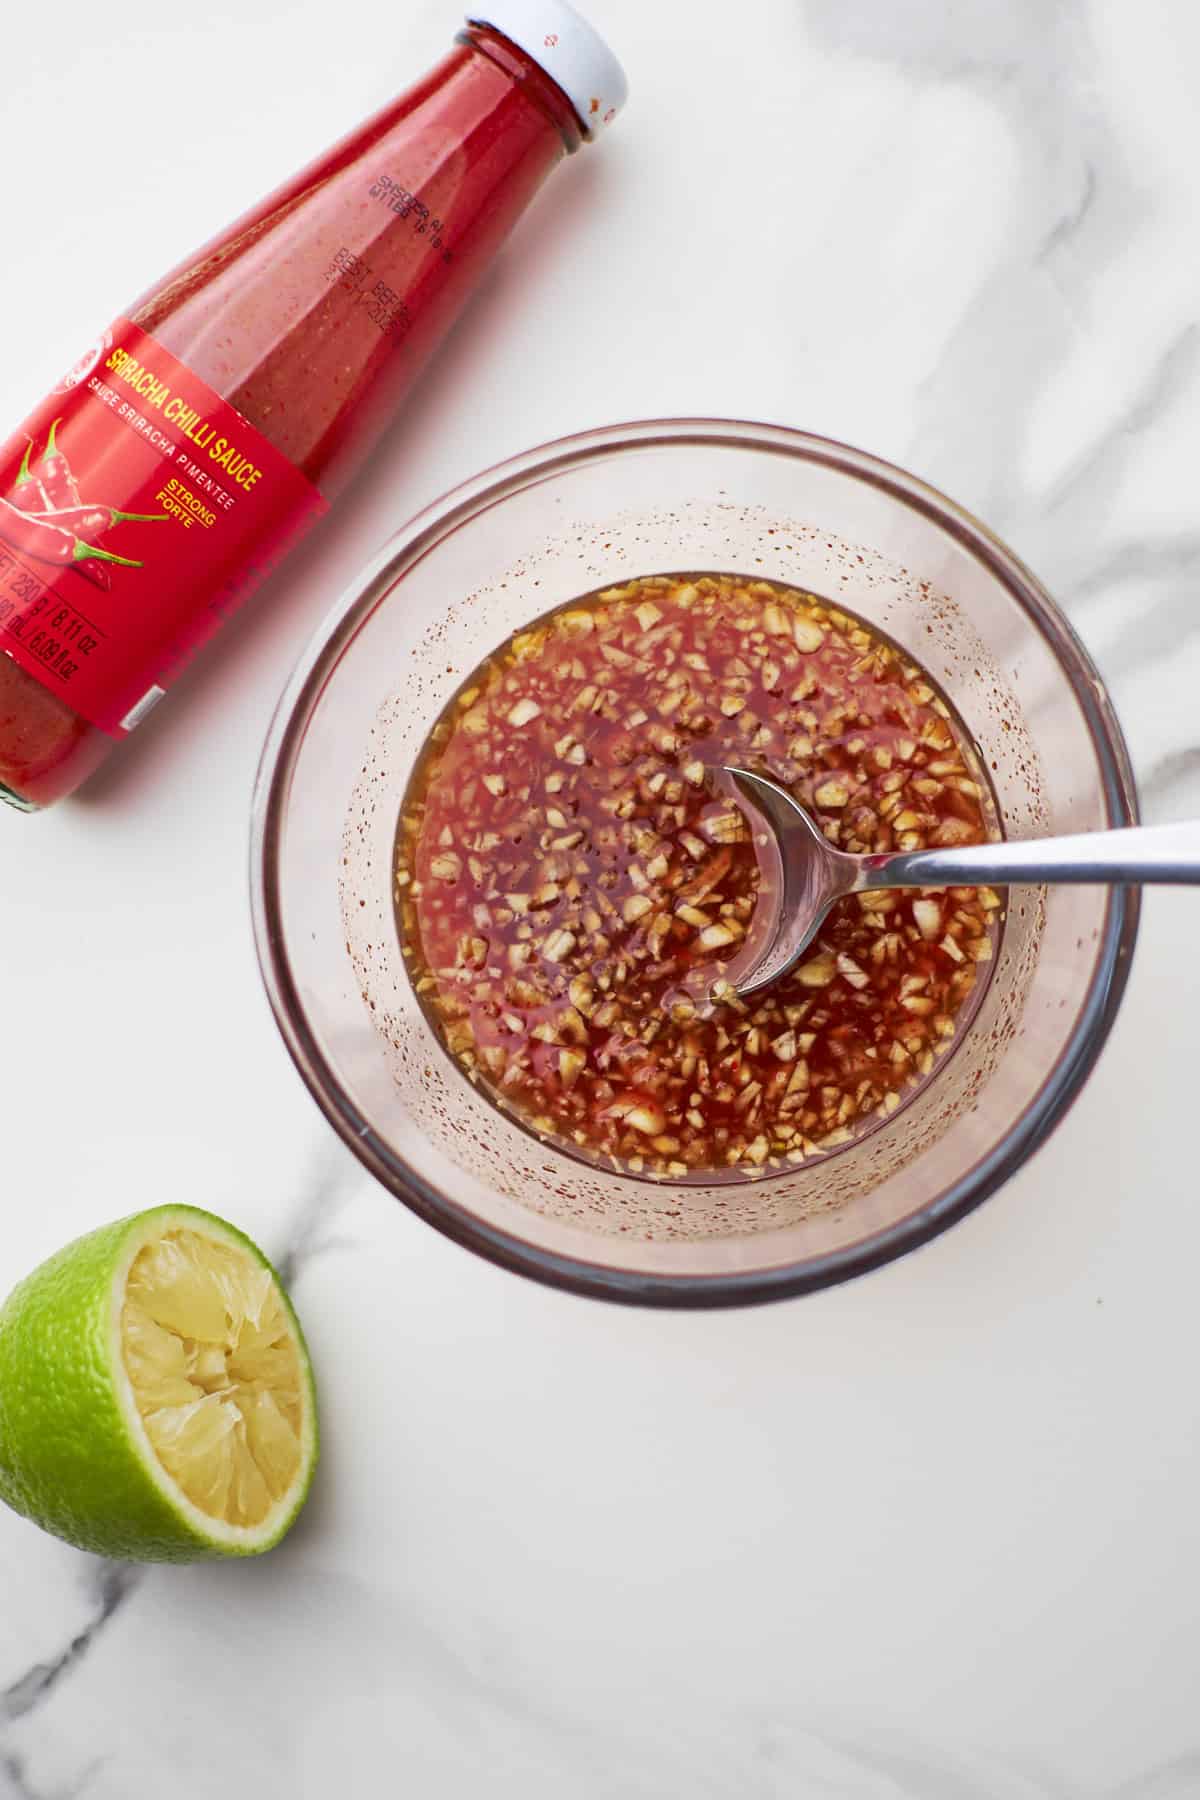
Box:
0 10 625 810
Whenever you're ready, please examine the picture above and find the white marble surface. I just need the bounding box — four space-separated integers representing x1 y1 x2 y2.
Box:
3 1 1200 1794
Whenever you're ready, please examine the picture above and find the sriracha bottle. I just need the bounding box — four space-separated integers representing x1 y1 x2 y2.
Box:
0 2 626 810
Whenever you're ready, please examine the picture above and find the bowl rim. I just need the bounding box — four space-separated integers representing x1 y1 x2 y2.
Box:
250 416 1141 1308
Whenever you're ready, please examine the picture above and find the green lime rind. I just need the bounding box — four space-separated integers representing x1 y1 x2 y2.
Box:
0 1205 318 1564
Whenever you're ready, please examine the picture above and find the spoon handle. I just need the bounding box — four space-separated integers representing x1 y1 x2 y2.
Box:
856 821 1200 891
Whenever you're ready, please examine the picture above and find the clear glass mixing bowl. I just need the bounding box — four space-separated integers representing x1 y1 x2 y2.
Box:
250 420 1138 1305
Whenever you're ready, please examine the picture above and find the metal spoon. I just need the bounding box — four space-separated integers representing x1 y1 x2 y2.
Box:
721 765 1200 998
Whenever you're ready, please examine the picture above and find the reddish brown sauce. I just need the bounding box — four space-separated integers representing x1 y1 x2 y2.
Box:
398 575 1001 1180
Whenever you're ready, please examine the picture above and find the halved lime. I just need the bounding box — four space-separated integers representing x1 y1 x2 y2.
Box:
0 1205 318 1561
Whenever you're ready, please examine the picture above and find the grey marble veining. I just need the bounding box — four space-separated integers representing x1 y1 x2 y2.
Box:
0 1566 141 1734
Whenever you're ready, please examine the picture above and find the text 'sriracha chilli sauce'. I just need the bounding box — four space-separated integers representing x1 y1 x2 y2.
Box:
0 2 626 810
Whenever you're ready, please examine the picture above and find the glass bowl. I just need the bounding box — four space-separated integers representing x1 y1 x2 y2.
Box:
250 419 1138 1306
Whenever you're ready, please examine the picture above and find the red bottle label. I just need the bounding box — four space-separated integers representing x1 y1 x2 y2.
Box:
0 319 328 735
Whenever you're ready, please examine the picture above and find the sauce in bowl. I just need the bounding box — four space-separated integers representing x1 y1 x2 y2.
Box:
396 574 1001 1181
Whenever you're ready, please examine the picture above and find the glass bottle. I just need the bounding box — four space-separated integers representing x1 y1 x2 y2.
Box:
0 1 626 810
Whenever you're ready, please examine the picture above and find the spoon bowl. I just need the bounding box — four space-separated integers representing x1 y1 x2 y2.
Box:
720 767 860 996
725 765 1200 997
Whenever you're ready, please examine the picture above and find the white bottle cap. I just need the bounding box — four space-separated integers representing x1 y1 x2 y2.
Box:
467 0 628 138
